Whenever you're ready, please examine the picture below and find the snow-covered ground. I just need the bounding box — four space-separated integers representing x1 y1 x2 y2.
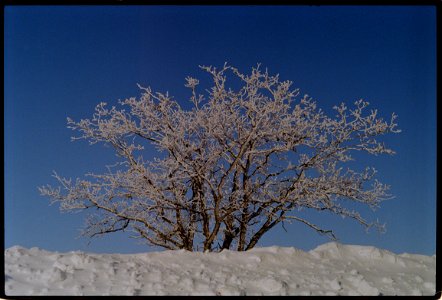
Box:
5 242 436 296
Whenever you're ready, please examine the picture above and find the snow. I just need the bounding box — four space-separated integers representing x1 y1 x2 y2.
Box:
5 242 436 296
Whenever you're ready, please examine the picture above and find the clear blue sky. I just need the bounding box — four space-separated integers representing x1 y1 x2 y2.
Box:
5 5 436 255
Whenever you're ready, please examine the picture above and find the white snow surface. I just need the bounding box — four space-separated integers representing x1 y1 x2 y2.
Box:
5 242 436 296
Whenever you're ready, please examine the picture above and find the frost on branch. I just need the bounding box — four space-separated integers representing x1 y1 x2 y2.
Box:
39 64 400 252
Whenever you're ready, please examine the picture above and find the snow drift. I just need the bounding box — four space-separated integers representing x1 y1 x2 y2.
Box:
5 242 436 296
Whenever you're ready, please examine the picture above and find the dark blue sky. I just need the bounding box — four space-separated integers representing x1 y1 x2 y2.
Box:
5 5 436 255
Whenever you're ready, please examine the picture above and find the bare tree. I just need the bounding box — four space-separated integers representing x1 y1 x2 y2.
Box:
39 64 400 252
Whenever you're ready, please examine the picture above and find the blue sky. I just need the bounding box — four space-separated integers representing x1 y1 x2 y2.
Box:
5 5 436 255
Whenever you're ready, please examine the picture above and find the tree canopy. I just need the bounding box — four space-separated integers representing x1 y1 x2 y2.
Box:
40 64 400 251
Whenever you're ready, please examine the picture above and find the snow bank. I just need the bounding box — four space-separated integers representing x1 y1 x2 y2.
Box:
5 242 436 296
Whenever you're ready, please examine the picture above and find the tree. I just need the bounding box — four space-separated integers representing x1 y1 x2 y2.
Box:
39 64 400 252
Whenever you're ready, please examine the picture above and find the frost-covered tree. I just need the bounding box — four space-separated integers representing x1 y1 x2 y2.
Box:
40 64 400 252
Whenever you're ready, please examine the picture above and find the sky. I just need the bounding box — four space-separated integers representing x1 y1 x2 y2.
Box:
4 5 436 255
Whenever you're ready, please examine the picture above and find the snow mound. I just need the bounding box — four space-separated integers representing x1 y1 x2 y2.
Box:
5 243 436 296
311 242 399 262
